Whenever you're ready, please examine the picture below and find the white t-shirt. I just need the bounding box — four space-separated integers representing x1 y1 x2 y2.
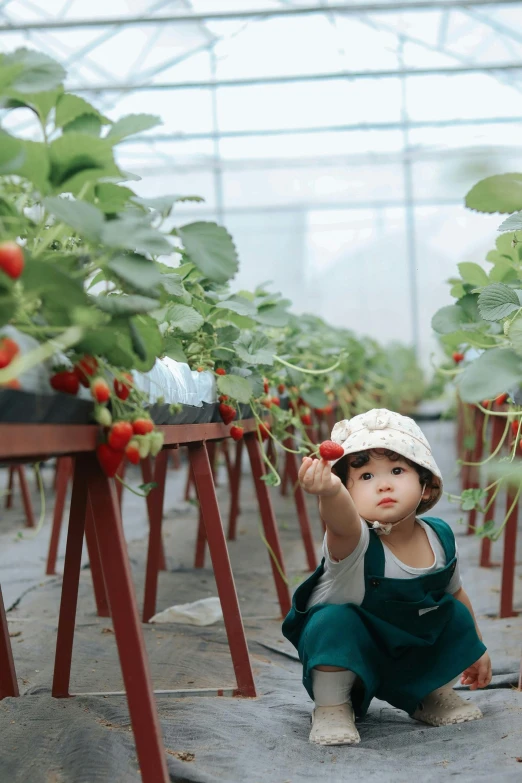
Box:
307 517 462 609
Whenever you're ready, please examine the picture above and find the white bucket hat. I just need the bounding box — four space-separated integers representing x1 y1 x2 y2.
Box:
330 408 443 513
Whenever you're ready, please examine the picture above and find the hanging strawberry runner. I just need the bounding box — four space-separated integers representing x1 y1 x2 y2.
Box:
0 48 427 489
432 171 522 539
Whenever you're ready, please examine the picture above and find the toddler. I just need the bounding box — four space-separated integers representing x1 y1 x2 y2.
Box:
282 408 491 745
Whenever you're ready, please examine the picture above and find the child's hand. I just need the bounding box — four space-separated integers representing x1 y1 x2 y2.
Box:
461 651 492 690
298 456 342 498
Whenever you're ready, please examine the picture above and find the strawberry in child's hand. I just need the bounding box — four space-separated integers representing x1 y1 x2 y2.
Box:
132 417 154 435
230 425 244 442
96 443 124 477
319 440 345 461
0 242 24 279
495 393 509 405
75 355 98 387
113 373 133 401
125 440 141 465
91 377 110 403
50 370 80 396
219 403 236 425
452 352 465 364
108 421 133 451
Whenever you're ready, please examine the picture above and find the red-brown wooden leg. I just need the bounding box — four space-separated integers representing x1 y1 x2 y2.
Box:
184 461 193 501
115 460 125 510
52 455 89 698
500 487 519 619
142 450 169 623
283 436 317 571
171 448 181 470
0 585 18 699
141 457 166 571
86 454 169 782
280 451 290 497
244 433 291 616
480 414 505 568
5 466 14 509
85 504 110 618
193 442 217 567
17 466 35 528
188 442 256 697
467 407 484 535
46 456 73 575
227 439 243 541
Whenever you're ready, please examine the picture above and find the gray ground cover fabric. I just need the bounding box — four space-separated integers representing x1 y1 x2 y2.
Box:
1 420 522 782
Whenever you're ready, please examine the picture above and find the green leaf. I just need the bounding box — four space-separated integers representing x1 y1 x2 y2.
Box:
76 321 135 368
135 193 204 216
106 113 161 143
162 335 187 362
457 348 522 402
161 273 184 297
217 374 252 404
254 304 291 327
94 294 160 315
225 312 257 330
449 282 466 299
214 295 257 317
457 262 489 287
101 216 172 256
49 133 117 189
216 325 240 343
497 211 522 233
5 88 62 123
466 173 522 214
17 140 50 194
94 183 134 213
43 196 104 242
234 333 275 366
177 222 239 284
0 294 16 327
0 48 65 93
108 254 163 294
130 315 162 371
55 92 109 128
0 132 25 175
478 283 520 321
63 114 102 137
166 303 204 333
431 305 467 335
301 386 329 409
489 259 518 283
507 317 522 357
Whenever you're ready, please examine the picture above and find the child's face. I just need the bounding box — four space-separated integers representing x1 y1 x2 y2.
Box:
347 451 428 523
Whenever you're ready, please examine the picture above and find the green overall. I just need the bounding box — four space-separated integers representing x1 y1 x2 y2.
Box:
282 517 486 718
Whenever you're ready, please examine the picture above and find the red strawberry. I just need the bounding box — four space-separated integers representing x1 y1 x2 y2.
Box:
219 403 236 425
1 378 20 390
258 422 271 442
75 355 98 387
132 417 154 435
230 425 244 442
278 384 285 394
113 373 133 401
91 377 110 403
216 368 226 376
512 421 520 438
481 400 491 409
263 378 270 394
0 242 24 279
271 397 281 407
495 393 509 405
452 352 464 364
323 404 333 415
319 440 345 461
219 394 229 402
108 421 134 451
125 439 141 465
301 413 312 426
50 370 80 396
0 338 19 361
0 350 10 369
261 396 272 409
96 443 124 477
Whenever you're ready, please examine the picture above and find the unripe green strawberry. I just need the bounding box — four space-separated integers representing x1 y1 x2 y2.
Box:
136 434 151 459
94 405 112 427
150 431 165 457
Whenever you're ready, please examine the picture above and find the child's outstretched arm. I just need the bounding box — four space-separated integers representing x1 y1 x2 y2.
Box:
453 586 492 689
299 456 361 561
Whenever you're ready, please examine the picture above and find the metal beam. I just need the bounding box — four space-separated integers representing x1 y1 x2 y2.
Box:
120 115 522 144
0 1 519 32
68 62 522 93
